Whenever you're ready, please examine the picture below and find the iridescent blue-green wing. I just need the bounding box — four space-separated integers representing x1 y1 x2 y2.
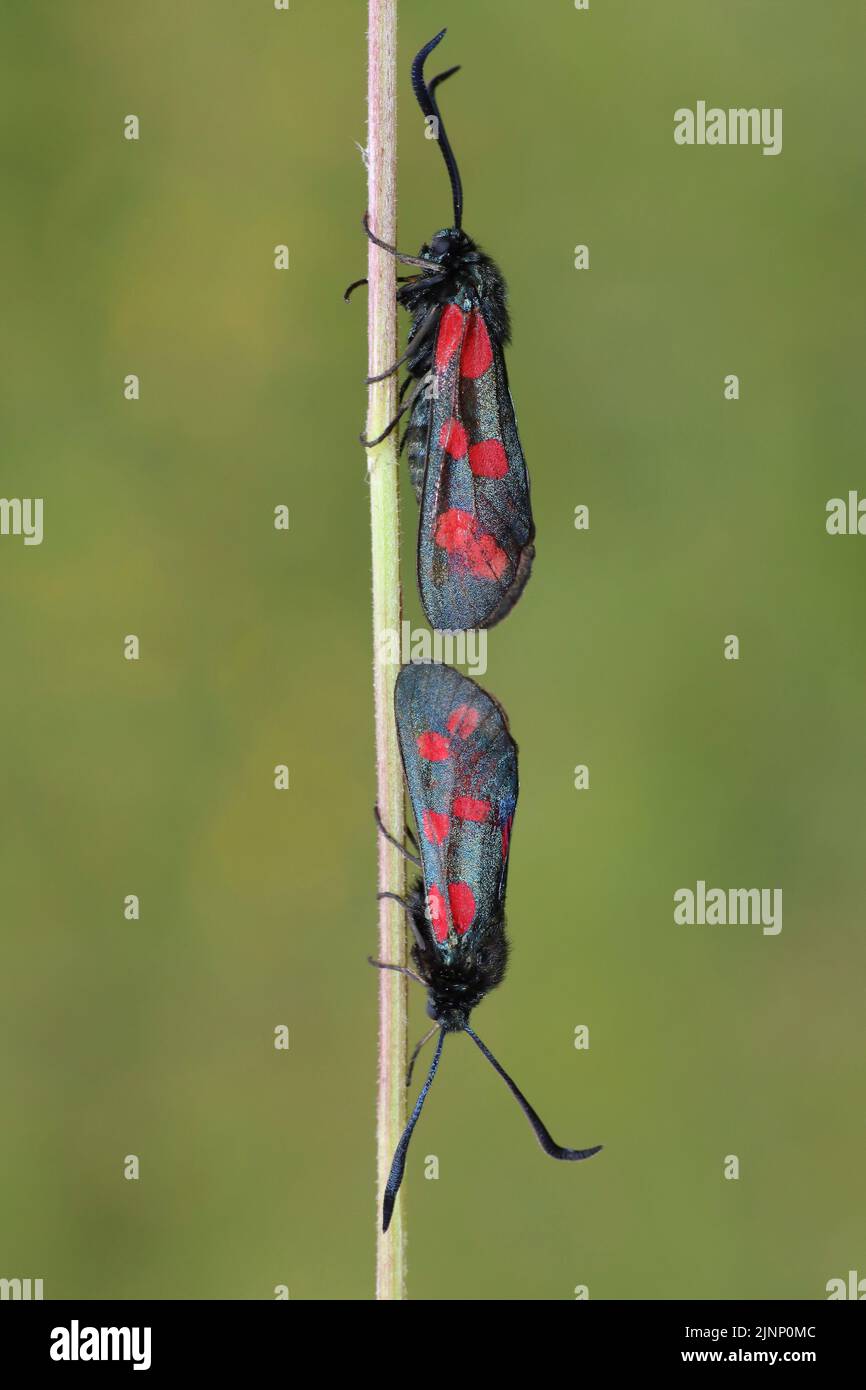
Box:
394 662 518 959
417 305 534 631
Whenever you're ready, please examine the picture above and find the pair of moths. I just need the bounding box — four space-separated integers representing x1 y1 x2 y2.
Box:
354 33 600 1234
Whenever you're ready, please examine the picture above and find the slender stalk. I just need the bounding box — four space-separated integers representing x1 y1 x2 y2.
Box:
367 0 408 1301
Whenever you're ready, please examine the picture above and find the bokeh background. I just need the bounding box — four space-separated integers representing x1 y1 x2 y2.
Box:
1 0 864 1301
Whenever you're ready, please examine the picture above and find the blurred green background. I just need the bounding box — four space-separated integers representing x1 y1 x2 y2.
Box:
1 0 864 1301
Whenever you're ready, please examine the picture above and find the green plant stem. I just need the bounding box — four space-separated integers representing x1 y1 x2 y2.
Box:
367 0 408 1301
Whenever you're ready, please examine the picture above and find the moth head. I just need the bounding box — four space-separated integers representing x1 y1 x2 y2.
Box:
425 227 469 263
427 994 471 1031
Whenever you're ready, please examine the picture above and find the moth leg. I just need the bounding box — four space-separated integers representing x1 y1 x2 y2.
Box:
360 402 410 449
397 271 446 297
361 406 408 450
345 273 426 302
377 890 411 909
362 212 437 270
405 1025 438 1088
367 956 426 987
376 892 427 952
360 376 426 448
374 805 422 867
364 305 439 384
396 376 417 455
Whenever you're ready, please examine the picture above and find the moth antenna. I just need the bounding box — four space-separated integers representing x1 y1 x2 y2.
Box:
411 30 464 230
382 1028 446 1232
428 65 461 96
463 1025 603 1162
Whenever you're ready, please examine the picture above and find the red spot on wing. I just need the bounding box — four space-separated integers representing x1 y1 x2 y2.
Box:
435 304 464 373
434 509 510 583
422 810 450 845
460 311 493 379
434 508 476 554
439 418 467 459
465 532 509 581
468 438 508 478
452 796 490 822
446 704 481 739
448 882 476 934
417 731 450 761
427 884 448 942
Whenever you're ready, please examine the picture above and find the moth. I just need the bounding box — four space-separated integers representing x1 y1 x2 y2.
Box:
348 30 535 632
374 662 601 1233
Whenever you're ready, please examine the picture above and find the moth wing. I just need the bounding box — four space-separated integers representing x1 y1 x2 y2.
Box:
418 306 534 631
395 662 518 955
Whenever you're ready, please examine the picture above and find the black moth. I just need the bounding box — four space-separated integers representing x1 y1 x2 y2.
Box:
373 662 601 1234
349 30 535 633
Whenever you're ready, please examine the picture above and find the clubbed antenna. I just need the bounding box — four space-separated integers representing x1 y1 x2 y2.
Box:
464 1025 603 1162
411 30 464 230
382 1029 446 1232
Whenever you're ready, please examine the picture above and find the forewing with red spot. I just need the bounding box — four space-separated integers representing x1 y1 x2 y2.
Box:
395 662 518 959
417 305 534 631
